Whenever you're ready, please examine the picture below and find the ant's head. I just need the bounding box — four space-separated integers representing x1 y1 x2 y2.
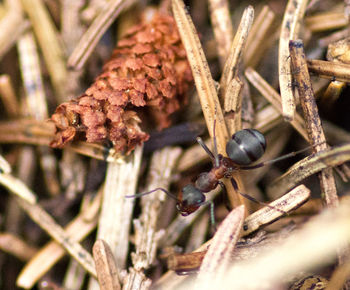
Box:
176 184 205 216
226 129 266 165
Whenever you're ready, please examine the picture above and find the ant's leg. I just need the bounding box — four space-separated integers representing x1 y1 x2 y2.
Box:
230 178 286 214
196 137 215 163
218 181 233 211
209 201 216 231
239 143 326 170
196 199 216 231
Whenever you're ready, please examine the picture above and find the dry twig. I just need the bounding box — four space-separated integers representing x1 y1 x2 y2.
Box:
307 59 350 83
94 147 142 270
244 5 276 68
0 232 37 261
219 6 254 134
278 0 308 121
0 75 20 117
289 39 338 208
93 239 121 290
207 0 233 68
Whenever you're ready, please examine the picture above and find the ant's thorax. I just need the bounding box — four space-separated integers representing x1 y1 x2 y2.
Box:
212 154 239 179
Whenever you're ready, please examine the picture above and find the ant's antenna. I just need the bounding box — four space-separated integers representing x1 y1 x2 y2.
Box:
212 120 220 167
125 188 180 202
239 142 326 170
196 137 215 162
196 120 221 167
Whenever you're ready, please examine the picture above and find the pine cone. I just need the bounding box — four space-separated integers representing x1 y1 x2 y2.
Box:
50 13 193 154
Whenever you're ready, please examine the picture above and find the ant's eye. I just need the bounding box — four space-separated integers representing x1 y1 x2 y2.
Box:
226 129 266 165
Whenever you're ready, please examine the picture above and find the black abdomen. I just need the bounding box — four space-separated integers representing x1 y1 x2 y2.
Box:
226 129 266 165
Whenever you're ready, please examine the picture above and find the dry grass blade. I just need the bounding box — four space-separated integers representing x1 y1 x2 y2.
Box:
93 239 121 290
17 32 48 120
0 11 29 60
278 0 308 121
17 190 101 289
0 75 20 117
223 78 243 134
21 0 67 102
167 251 206 273
61 0 85 54
0 119 124 162
244 5 276 68
219 6 254 134
17 198 97 278
289 39 338 208
0 154 11 174
307 59 350 83
195 205 245 290
220 6 254 100
17 31 60 196
0 172 37 204
208 0 233 68
69 142 124 163
268 143 350 197
0 233 37 261
0 119 55 143
134 148 182 266
94 146 142 271
67 0 131 70
305 12 348 32
245 67 308 141
171 0 226 146
172 0 245 209
242 185 310 236
322 81 345 106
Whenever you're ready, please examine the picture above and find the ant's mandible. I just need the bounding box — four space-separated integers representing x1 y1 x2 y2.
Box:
127 122 312 218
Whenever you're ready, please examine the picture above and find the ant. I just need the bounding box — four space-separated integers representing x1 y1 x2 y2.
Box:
127 122 314 222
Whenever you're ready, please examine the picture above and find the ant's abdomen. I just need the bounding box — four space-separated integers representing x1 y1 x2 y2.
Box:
226 129 266 165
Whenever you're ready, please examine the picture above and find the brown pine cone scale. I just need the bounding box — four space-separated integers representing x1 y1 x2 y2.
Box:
50 13 193 154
